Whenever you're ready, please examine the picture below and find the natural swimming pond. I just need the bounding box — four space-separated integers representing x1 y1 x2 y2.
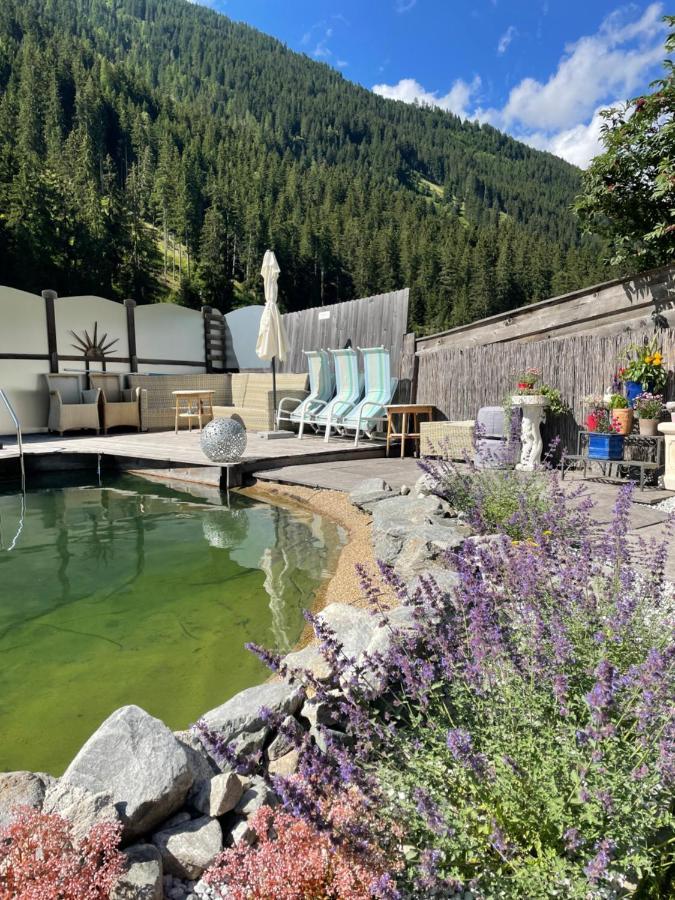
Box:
0 474 344 775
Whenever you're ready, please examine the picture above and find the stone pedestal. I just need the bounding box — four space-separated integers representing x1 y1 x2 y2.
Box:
511 395 549 471
657 422 675 490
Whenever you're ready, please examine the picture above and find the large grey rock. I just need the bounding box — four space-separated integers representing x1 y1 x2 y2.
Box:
394 523 472 578
201 681 303 743
316 603 376 660
62 705 192 841
152 816 222 880
372 494 451 529
349 477 393 511
174 731 220 784
268 749 300 778
0 771 51 827
409 566 460 598
282 643 332 681
229 816 256 846
43 780 119 843
111 843 163 900
267 716 304 761
235 776 277 817
191 773 244 818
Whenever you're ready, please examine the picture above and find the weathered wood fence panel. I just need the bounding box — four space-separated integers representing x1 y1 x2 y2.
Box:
416 266 675 352
416 327 675 452
279 289 410 377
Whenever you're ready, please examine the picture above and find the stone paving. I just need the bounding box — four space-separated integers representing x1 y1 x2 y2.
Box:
254 457 675 581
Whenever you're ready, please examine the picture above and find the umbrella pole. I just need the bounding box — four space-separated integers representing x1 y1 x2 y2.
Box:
272 356 278 424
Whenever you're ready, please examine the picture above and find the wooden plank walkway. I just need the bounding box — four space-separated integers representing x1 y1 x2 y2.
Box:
0 430 386 486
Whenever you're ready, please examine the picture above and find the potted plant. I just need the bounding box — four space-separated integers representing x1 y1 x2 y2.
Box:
516 367 541 391
583 394 605 433
583 397 624 459
608 393 633 436
620 339 667 406
634 393 664 436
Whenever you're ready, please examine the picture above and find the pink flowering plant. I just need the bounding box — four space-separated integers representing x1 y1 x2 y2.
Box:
207 471 675 899
203 798 399 899
0 805 124 898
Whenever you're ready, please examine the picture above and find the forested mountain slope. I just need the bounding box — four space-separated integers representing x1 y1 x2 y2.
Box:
0 0 611 328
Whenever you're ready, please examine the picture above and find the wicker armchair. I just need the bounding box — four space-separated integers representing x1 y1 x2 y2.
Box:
89 373 141 434
46 374 100 435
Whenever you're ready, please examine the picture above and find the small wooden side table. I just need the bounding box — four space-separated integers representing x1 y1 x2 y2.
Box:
385 404 435 458
172 390 215 433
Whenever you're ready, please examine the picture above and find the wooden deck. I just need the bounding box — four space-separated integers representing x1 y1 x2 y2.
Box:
0 429 386 487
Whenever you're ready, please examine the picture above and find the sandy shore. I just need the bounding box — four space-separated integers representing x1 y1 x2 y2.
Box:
241 481 385 613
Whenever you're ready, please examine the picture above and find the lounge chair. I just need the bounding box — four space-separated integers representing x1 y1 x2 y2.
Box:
276 350 334 438
46 374 100 435
318 348 363 442
337 346 397 447
89 373 141 434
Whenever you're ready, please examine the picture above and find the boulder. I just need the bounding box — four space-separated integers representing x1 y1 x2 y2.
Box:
0 771 51 827
229 816 256 846
111 843 163 900
268 749 300 778
234 777 277 817
394 523 472 579
152 815 222 880
409 566 460 598
201 682 303 744
191 772 244 818
414 472 439 497
42 779 119 843
267 716 304 761
282 643 332 681
174 731 220 784
349 477 393 511
62 705 192 841
315 603 376 660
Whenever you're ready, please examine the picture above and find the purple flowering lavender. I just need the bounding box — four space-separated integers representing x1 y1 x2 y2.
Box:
236 462 674 898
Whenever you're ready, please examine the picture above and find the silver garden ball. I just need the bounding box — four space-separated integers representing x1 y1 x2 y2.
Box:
200 417 247 463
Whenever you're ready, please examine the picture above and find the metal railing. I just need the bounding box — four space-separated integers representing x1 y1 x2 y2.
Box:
0 388 25 492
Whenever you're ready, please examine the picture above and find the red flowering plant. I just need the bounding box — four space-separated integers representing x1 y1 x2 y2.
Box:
202 790 400 899
0 806 124 899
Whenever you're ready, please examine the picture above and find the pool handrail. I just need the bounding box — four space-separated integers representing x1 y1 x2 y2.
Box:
0 388 25 492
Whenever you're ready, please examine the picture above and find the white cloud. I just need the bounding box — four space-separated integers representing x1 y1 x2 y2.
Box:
497 2 664 131
372 75 481 119
336 59 349 69
497 25 517 55
371 3 666 166
395 0 417 13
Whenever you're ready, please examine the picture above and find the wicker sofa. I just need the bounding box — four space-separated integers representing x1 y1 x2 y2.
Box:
128 372 307 432
212 373 308 432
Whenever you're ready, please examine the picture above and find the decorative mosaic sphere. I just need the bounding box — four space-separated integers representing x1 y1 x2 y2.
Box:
201 417 247 463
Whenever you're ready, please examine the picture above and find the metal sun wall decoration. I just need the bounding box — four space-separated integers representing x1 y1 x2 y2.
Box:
70 323 119 371
200 417 248 463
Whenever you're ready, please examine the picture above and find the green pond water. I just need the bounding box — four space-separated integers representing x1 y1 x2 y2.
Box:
0 474 344 775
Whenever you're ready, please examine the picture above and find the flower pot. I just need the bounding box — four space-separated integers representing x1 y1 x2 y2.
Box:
625 380 652 407
611 408 633 436
638 418 659 436
588 433 624 461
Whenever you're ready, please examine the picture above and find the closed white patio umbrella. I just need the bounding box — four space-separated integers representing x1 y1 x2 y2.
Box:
256 249 289 422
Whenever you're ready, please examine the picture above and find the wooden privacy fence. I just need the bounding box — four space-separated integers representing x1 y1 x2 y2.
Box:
416 327 675 452
279 289 411 384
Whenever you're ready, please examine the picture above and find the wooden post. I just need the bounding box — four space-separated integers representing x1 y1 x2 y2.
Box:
202 305 213 373
42 289 59 373
124 298 138 372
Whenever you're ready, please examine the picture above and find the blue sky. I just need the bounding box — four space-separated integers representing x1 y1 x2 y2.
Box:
191 1 669 167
